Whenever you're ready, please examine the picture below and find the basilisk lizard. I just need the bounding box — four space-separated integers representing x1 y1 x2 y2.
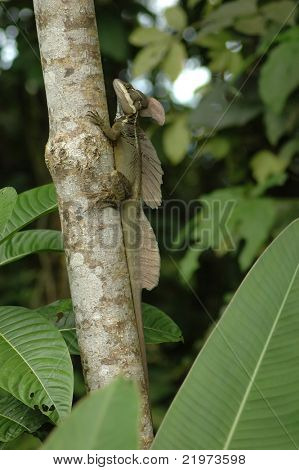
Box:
88 79 165 387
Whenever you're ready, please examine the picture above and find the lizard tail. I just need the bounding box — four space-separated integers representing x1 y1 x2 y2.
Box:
120 203 152 390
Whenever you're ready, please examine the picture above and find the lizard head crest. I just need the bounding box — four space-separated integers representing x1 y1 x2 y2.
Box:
139 97 165 126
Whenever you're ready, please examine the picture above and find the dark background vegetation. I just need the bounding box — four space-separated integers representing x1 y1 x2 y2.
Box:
1 0 299 447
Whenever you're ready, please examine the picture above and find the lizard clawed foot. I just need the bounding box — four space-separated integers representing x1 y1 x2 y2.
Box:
86 110 104 128
87 110 118 141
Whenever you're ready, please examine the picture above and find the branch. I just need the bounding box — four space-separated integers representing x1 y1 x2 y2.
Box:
33 0 153 448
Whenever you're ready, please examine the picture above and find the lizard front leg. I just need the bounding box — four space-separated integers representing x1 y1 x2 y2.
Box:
87 110 122 142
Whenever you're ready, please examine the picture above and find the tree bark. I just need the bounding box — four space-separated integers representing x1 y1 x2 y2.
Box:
33 0 153 448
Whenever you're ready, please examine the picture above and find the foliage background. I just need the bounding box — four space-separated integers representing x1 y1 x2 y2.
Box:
1 0 299 448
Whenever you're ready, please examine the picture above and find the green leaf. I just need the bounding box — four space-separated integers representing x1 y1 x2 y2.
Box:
43 378 139 450
35 299 182 352
0 432 41 449
202 0 257 27
260 1 296 26
195 30 233 49
264 104 299 145
279 138 299 164
234 15 265 35
233 199 276 270
259 41 299 114
33 299 80 356
143 303 183 344
162 40 186 81
196 18 233 38
0 230 63 266
190 83 262 130
132 41 170 77
0 306 73 423
278 26 299 43
188 0 203 7
264 110 287 145
203 136 231 160
0 388 46 442
179 248 201 283
0 184 57 243
191 187 243 254
153 219 299 449
129 27 169 46
209 49 243 76
164 6 187 31
0 188 17 235
250 150 289 184
252 174 288 196
196 32 244 75
180 188 276 272
163 117 191 164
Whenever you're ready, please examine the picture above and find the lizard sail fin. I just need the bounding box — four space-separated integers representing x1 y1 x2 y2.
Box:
140 210 160 290
139 129 163 209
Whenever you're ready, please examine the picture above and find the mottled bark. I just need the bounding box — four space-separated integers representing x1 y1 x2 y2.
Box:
33 0 153 448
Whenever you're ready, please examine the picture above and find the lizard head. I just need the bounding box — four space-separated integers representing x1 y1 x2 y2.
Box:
113 79 148 115
113 79 165 126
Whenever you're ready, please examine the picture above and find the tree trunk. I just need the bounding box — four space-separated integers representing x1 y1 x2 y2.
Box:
33 0 153 448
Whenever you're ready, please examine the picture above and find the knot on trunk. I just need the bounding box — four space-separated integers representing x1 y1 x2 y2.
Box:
45 132 109 175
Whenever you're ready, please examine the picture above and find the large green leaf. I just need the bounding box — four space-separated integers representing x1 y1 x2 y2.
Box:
0 230 63 266
0 184 57 243
153 219 299 449
0 188 17 234
0 306 73 424
259 41 299 114
43 378 139 450
0 432 42 449
0 388 46 442
34 300 183 354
